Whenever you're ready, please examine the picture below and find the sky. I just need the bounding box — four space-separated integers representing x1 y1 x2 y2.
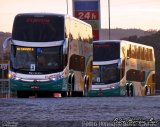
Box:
110 0 160 31
0 0 160 32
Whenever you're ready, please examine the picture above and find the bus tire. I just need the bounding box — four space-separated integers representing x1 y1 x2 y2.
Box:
126 83 130 97
145 86 148 96
71 74 75 92
146 86 151 96
67 73 74 97
130 84 134 97
68 91 72 97
83 77 89 97
68 74 74 97
61 91 67 97
68 73 72 84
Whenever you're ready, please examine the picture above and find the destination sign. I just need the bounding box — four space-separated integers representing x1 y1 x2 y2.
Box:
94 44 110 48
16 47 34 51
26 18 50 24
93 66 99 69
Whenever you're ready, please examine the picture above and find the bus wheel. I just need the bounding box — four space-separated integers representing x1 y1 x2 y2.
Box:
130 84 134 97
67 88 72 97
66 91 71 97
71 75 75 92
146 86 151 96
68 74 75 97
61 92 67 97
83 77 89 97
67 73 74 97
126 83 130 96
145 86 148 96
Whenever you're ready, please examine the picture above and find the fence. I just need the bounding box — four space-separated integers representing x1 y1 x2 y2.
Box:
0 61 10 98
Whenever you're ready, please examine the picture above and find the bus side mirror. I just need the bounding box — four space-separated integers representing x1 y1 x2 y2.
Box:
118 59 121 69
3 37 12 49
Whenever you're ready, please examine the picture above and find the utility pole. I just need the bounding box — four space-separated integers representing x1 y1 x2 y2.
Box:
108 0 111 40
66 0 68 14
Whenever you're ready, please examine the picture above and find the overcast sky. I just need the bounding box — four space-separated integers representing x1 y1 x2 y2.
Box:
0 0 160 32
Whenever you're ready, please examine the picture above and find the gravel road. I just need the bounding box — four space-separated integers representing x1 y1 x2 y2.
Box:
0 96 160 127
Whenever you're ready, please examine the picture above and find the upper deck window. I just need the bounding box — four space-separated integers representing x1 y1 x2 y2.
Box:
93 42 120 61
12 14 64 42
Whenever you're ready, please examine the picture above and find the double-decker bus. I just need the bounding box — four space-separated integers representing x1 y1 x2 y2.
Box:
88 40 155 96
3 13 93 97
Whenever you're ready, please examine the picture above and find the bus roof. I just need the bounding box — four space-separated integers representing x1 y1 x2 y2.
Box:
16 13 66 17
93 40 154 49
15 13 92 28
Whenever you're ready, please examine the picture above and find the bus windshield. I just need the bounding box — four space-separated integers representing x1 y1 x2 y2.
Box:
92 64 120 84
12 14 64 42
93 42 120 61
11 45 63 74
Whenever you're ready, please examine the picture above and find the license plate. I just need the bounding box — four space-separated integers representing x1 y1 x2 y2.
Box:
31 85 40 89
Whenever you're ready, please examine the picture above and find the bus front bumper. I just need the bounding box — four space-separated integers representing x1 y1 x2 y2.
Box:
88 87 121 97
10 79 64 92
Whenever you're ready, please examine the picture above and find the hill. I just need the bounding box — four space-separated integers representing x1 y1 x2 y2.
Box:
0 32 11 60
100 28 156 40
0 32 11 45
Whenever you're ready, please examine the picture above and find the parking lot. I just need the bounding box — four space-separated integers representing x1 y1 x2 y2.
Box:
0 96 160 127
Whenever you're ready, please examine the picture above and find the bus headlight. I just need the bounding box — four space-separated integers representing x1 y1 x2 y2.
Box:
8 73 11 78
50 76 61 81
52 77 57 81
112 86 115 89
15 77 20 80
111 83 119 89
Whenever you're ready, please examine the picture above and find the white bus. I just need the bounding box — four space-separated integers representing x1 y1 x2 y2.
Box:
88 40 155 96
3 13 93 97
